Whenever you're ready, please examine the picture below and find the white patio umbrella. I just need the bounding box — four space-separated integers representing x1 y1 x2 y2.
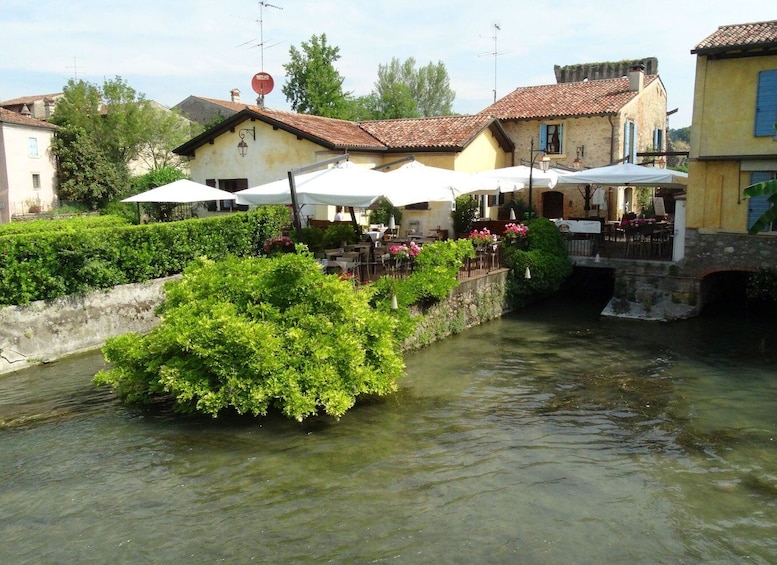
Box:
475 165 560 190
383 161 509 203
236 161 392 208
555 163 688 188
121 179 237 203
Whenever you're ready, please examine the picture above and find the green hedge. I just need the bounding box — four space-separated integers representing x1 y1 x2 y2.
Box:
0 215 130 236
0 208 289 306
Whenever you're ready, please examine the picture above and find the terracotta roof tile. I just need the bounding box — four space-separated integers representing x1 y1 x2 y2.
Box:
251 106 385 149
196 97 384 149
479 76 659 120
0 93 62 106
0 107 57 129
692 20 777 54
358 115 497 150
198 96 500 150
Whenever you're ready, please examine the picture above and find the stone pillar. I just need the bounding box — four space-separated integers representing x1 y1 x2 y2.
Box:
673 194 686 262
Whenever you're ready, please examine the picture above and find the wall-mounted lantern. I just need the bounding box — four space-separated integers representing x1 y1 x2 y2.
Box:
237 126 256 157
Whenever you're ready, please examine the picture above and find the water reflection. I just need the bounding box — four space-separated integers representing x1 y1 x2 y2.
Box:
0 296 775 563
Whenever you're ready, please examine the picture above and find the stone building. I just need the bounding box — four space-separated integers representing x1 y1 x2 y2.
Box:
480 60 669 221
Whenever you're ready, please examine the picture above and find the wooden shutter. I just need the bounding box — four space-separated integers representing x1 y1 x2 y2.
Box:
754 70 777 137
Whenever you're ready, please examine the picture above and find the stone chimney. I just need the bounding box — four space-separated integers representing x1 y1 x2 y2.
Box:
628 64 645 93
230 88 241 103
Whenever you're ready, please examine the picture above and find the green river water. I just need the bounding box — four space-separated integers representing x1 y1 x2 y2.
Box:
1 295 775 564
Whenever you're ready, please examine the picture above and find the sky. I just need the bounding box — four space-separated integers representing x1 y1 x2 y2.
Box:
1 0 774 129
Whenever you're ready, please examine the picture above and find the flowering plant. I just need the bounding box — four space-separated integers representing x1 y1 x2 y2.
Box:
620 217 654 228
503 222 529 241
389 241 420 260
263 235 295 255
468 228 496 247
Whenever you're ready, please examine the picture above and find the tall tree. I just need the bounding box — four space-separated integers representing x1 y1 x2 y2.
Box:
282 34 350 118
50 76 196 208
373 57 455 118
51 124 127 209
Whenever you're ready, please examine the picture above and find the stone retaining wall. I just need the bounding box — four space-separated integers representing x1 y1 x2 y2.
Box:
0 270 511 376
0 277 178 375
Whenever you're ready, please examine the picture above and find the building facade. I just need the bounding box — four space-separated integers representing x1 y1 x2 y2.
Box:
173 103 514 235
480 61 669 221
688 20 777 235
0 108 57 223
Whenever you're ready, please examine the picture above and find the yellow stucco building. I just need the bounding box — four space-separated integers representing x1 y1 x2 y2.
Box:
688 20 777 233
173 103 514 235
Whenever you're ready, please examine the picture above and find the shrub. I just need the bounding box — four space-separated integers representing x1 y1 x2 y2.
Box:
502 218 572 308
368 198 402 226
322 223 358 248
452 195 479 236
0 215 129 236
94 253 405 421
294 226 325 254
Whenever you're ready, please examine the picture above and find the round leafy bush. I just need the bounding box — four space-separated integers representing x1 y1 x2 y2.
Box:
95 253 405 421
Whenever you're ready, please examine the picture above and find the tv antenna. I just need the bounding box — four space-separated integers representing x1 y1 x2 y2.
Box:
258 1 282 72
66 57 84 80
479 24 508 103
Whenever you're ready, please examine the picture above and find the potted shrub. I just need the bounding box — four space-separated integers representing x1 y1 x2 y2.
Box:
452 195 479 239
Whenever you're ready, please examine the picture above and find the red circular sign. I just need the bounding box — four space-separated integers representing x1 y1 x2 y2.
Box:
251 72 274 95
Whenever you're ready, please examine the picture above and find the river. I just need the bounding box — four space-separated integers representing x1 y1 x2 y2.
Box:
1 294 775 564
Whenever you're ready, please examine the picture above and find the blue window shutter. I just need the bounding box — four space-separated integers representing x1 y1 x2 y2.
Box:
623 123 631 162
754 69 777 137
632 123 638 163
539 125 548 152
747 172 775 231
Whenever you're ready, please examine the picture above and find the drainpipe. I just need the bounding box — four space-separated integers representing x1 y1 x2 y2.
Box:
608 115 617 164
672 194 686 262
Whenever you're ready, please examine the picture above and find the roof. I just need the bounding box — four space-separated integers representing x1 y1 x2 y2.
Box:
173 99 513 156
359 114 510 151
0 107 57 130
692 20 777 56
479 75 660 121
0 93 62 106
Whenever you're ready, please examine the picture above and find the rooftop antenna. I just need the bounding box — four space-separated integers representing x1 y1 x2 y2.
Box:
492 24 500 103
258 1 282 73
478 24 508 104
66 57 84 80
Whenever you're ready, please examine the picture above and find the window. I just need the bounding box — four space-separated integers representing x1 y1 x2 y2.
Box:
540 124 563 154
28 137 39 158
653 128 664 152
754 69 777 137
32 174 41 189
624 121 637 163
747 171 777 232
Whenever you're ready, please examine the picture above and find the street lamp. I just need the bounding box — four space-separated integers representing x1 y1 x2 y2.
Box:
527 138 551 219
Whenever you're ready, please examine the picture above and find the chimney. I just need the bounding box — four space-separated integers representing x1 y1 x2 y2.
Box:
628 64 645 93
230 88 241 103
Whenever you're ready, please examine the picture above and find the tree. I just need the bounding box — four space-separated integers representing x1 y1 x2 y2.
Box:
51 124 128 209
373 57 455 118
282 34 350 118
136 104 201 171
130 166 189 222
50 76 196 208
